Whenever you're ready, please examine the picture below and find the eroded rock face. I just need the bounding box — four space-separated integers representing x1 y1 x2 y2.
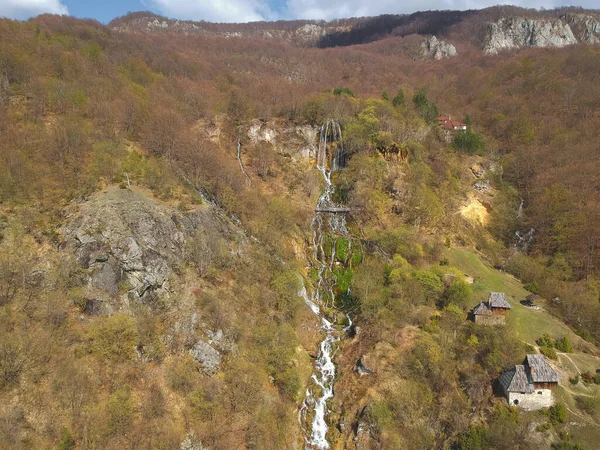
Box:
484 17 578 54
180 432 206 450
562 13 600 44
422 35 457 60
189 340 222 376
61 187 243 312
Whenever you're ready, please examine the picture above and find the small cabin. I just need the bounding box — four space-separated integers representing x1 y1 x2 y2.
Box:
437 115 467 131
499 354 559 410
471 292 511 325
488 292 511 315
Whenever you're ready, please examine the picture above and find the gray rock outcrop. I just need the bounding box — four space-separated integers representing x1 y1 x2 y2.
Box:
354 358 373 376
180 432 206 450
562 13 600 44
484 17 578 54
189 340 222 376
422 35 457 60
61 186 244 312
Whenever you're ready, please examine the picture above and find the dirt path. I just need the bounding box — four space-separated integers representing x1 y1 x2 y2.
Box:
559 352 582 373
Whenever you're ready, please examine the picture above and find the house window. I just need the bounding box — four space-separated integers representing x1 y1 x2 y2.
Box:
513 399 519 405
538 391 542 395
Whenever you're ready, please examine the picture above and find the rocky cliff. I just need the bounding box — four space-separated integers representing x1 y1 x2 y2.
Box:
562 13 600 44
484 17 578 54
61 186 245 313
421 35 457 60
109 12 348 47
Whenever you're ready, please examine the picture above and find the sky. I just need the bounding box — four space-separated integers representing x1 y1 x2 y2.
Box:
0 0 597 24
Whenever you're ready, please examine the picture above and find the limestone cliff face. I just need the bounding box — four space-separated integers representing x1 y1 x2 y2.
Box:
110 13 345 47
422 35 457 60
61 187 245 312
484 17 578 54
562 13 600 44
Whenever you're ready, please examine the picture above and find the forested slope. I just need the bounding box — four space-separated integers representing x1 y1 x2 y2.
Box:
0 10 599 450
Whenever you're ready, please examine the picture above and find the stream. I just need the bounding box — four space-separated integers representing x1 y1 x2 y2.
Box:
299 120 350 449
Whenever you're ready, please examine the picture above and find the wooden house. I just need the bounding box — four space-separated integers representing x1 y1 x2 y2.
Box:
498 354 560 410
472 292 511 325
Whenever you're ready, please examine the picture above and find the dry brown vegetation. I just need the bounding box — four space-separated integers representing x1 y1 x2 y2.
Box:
0 9 599 449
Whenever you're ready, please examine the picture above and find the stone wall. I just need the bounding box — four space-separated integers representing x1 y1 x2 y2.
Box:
508 389 554 410
475 314 506 325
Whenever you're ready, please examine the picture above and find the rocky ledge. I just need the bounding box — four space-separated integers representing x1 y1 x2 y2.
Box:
422 35 457 60
484 17 581 54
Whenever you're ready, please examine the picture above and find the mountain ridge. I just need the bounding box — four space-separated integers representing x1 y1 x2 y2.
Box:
108 7 600 53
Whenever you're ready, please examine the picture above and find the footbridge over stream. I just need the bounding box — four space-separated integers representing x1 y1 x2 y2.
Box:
315 206 351 213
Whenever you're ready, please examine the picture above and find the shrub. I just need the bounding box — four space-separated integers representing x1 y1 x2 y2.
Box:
333 87 355 98
457 426 489 450
540 346 558 360
445 280 473 308
108 387 135 434
536 334 554 348
392 88 405 107
569 374 579 385
555 336 573 353
580 371 600 384
88 314 138 362
536 422 552 433
413 270 444 304
56 428 75 450
548 403 567 425
167 356 198 392
453 129 485 155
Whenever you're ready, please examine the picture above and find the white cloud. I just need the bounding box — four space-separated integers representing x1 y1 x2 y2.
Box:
0 0 68 20
149 0 274 22
148 0 599 23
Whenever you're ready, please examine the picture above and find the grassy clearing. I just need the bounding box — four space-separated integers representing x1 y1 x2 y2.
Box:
445 247 579 345
445 247 600 447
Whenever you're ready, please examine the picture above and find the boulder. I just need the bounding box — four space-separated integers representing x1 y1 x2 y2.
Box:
422 35 457 60
180 432 206 450
189 340 222 376
354 358 373 376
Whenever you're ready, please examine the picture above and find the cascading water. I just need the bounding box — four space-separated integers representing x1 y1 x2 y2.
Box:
516 197 524 219
514 228 535 253
300 120 350 449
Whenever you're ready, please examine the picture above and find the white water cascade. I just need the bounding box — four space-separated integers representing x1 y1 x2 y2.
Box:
514 228 535 253
300 120 350 449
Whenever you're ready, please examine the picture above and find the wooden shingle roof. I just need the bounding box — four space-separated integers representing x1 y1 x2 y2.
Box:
489 292 511 309
473 302 492 315
525 354 560 383
499 365 534 393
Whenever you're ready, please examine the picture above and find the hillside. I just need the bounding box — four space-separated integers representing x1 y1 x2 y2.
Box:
108 7 600 52
0 8 599 450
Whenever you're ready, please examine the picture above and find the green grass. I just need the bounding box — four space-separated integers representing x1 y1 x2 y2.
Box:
445 248 579 346
445 248 600 447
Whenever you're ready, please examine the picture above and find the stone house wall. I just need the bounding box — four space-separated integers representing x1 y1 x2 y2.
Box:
474 314 506 325
507 389 554 410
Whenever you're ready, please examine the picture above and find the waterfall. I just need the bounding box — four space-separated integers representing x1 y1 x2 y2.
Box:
300 120 349 449
516 197 524 219
514 228 535 253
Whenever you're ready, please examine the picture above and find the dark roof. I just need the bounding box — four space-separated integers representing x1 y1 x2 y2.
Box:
473 302 492 315
489 292 511 309
499 365 534 393
525 354 560 383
